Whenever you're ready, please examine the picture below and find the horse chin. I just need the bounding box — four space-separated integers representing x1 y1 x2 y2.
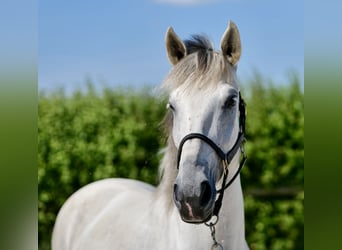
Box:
180 214 212 224
179 208 213 224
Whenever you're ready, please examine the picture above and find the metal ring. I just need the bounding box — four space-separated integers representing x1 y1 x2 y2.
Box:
205 215 219 227
211 242 224 250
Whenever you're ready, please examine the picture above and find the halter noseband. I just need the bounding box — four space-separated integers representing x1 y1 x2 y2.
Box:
175 92 247 220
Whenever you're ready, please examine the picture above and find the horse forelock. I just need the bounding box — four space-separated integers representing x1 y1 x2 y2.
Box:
184 34 214 56
161 34 237 94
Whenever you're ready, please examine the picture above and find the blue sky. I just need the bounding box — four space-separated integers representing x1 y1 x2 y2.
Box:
39 0 303 93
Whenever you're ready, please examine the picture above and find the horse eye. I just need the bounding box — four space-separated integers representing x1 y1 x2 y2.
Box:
222 96 237 109
167 102 175 111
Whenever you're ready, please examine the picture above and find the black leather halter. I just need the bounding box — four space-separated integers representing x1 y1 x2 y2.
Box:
176 92 247 219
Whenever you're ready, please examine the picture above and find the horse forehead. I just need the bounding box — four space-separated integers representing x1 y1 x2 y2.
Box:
171 81 233 108
171 83 220 103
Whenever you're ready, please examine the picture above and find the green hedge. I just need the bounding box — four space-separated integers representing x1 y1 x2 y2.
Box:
38 76 303 250
241 74 304 250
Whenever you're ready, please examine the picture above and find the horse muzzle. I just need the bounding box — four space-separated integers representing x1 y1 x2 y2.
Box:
173 169 216 223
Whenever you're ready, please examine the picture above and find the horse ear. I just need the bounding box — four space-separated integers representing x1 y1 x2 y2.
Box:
220 21 242 66
165 27 187 65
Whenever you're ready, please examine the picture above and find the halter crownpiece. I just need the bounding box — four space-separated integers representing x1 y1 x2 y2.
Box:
176 92 247 221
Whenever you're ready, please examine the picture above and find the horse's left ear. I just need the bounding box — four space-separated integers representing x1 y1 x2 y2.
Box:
165 27 187 65
220 21 242 66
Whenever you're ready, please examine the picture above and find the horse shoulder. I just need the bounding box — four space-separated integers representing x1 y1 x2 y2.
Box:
52 178 155 250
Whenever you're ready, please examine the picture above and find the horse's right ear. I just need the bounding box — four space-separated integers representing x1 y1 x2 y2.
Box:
220 21 241 66
165 27 187 65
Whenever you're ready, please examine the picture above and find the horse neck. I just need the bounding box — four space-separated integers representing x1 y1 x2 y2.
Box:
216 154 247 249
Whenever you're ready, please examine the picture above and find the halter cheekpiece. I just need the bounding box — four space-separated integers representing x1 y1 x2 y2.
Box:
176 92 247 221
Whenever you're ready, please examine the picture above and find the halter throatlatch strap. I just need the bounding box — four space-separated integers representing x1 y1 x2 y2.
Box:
176 92 247 220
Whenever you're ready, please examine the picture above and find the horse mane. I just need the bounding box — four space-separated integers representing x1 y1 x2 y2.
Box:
161 34 237 94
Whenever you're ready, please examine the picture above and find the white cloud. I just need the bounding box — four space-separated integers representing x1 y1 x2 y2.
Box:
154 0 221 6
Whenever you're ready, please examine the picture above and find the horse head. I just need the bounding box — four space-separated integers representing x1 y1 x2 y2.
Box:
163 21 244 223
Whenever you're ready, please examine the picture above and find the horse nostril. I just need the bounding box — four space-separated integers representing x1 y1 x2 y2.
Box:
173 184 182 203
200 181 212 207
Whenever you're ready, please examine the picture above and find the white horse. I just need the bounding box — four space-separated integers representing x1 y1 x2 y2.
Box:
52 21 249 250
